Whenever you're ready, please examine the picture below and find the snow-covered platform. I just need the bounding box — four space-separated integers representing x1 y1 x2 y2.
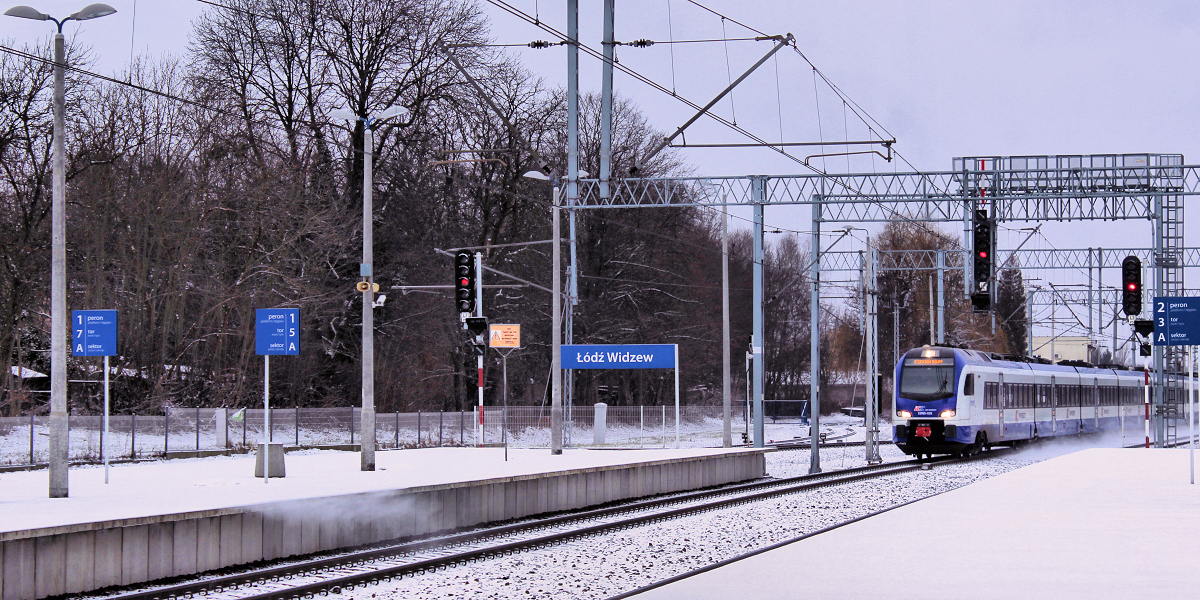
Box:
627 447 1200 600
0 447 765 600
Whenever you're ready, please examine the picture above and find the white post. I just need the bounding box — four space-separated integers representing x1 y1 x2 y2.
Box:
640 404 644 449
1144 362 1151 449
674 344 681 449
1189 345 1194 484
661 405 666 449
263 355 270 484
103 355 110 484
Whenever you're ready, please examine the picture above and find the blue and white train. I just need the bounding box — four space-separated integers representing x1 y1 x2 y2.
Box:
892 345 1157 457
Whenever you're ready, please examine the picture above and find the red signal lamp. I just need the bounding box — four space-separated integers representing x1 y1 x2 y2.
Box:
460 278 470 286
1127 282 1138 291
978 251 987 258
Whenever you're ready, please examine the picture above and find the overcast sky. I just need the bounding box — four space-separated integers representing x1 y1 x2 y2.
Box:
5 0 1198 346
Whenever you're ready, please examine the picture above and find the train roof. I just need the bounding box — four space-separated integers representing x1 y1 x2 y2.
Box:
914 346 1145 377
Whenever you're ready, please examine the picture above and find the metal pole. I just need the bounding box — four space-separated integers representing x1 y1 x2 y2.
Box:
565 0 579 452
1190 345 1194 484
810 191 822 474
503 352 509 461
674 344 680 449
360 124 376 471
751 182 765 448
551 184 563 455
722 203 732 447
49 31 68 498
103 355 110 484
936 250 945 344
475 252 484 446
263 355 269 483
599 0 614 200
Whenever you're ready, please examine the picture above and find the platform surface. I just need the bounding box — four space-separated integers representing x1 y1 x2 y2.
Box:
0 447 756 536
629 447 1200 600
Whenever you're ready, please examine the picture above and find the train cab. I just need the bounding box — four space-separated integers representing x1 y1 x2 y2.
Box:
893 346 974 457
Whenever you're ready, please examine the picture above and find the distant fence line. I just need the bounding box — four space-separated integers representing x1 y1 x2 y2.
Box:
0 403 801 467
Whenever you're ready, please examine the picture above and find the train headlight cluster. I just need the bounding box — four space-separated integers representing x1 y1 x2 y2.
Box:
897 410 912 418
940 409 956 419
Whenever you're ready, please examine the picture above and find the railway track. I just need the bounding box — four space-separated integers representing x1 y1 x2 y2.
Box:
97 450 1004 600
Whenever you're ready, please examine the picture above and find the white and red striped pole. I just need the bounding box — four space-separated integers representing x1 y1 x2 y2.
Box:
477 354 484 447
1144 366 1151 448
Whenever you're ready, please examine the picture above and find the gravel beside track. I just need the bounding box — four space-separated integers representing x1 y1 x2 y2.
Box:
354 446 1043 600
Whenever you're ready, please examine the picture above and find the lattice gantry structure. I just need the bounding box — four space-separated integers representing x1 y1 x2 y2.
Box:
576 154 1190 457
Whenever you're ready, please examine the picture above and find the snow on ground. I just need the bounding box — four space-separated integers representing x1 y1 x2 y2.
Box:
0 446 755 534
631 446 1200 600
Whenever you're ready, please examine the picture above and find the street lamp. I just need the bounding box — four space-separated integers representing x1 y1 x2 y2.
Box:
6 3 117 499
332 105 406 472
523 170 564 454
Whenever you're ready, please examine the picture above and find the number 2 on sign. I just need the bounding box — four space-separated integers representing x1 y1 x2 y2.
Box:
1158 302 1165 313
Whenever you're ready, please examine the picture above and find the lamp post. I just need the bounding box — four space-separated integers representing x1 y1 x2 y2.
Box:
523 170 562 454
331 105 405 471
5 3 116 499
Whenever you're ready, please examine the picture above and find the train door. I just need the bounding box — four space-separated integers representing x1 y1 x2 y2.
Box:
1051 376 1057 434
998 373 1006 439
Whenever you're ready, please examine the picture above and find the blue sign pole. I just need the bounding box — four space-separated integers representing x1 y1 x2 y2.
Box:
255 309 300 482
561 344 680 447
73 310 117 483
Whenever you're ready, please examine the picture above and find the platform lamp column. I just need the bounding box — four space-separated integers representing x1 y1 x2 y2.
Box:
330 105 405 472
524 171 563 454
5 2 117 498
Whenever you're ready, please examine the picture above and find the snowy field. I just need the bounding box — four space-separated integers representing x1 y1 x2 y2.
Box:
349 436 1155 600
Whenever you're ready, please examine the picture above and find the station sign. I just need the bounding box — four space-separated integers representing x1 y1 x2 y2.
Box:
489 324 521 348
1153 297 1200 346
255 308 300 355
72 310 117 356
561 344 676 369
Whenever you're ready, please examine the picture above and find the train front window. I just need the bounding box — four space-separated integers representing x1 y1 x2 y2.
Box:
899 358 956 400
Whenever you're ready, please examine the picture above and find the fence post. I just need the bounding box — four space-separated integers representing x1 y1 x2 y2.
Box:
594 403 608 445
131 413 136 459
164 407 170 456
29 413 35 465
460 411 465 445
395 411 400 448
196 406 201 451
662 405 666 449
417 411 422 448
640 405 644 449
242 411 247 449
439 411 444 447
349 407 355 446
295 406 300 447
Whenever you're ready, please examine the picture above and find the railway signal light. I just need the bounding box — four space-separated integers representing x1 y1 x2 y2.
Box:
1121 255 1142 316
455 251 476 314
971 209 993 312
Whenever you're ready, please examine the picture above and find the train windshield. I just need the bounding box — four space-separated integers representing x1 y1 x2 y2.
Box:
899 357 956 400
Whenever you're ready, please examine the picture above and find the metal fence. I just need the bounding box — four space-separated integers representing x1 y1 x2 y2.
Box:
0 404 746 467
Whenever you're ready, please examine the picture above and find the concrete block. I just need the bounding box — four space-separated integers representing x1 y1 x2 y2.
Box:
3 538 36 600
301 512 321 554
260 513 282 561
593 403 607 444
172 518 198 577
254 443 286 478
94 528 124 588
504 480 518 519
218 514 243 568
120 525 149 586
34 533 67 599
240 512 263 563
197 517 221 573
65 531 96 593
280 513 302 558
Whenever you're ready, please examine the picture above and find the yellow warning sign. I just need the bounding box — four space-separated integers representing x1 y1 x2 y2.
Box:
489 324 521 348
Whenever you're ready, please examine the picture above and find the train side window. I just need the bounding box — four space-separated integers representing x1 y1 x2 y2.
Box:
963 373 974 396
985 382 998 409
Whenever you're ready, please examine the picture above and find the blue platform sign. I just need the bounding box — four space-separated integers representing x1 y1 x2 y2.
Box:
561 344 677 369
256 308 300 355
72 310 118 356
1153 297 1200 346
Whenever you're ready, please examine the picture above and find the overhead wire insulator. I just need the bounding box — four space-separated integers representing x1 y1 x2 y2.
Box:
628 39 655 48
528 40 553 49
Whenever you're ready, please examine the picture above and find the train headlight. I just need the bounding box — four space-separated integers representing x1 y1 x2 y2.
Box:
897 410 912 418
940 410 956 419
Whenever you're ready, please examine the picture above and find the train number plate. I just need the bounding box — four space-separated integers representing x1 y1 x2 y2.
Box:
915 426 932 437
